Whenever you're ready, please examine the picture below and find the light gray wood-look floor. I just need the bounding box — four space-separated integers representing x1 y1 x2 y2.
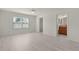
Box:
0 33 79 51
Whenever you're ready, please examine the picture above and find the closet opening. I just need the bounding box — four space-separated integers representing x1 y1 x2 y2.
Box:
56 14 68 37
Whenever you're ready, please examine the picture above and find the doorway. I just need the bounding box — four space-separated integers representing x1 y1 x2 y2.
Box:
56 14 68 36
39 17 43 32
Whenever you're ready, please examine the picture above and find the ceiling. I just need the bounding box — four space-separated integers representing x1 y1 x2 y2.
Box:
0 8 66 16
0 8 78 16
0 8 37 15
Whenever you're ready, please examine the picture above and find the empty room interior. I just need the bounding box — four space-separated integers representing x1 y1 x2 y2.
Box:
0 8 79 51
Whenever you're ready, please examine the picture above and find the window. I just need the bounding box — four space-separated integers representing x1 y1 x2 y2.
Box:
13 17 29 29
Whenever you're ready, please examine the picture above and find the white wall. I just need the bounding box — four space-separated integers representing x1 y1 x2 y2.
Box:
66 9 79 42
0 10 37 36
43 14 56 36
38 8 79 42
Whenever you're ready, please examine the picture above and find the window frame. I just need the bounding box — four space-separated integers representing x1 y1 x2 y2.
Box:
13 16 29 29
